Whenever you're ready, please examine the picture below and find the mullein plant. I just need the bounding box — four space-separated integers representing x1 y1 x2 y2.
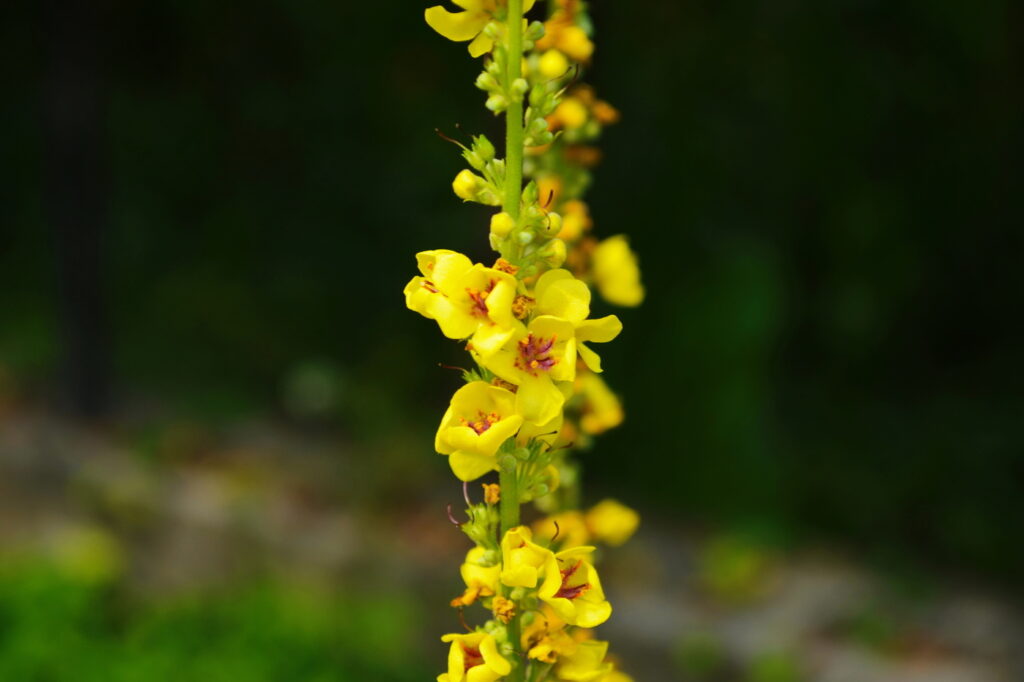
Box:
408 2 644 681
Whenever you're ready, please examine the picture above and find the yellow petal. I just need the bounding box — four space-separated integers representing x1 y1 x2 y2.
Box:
467 32 494 58
474 414 523 453
534 269 591 323
450 450 498 481
576 315 622 343
586 499 639 546
480 635 511 676
447 635 466 681
436 309 480 341
577 342 602 373
516 376 564 425
471 324 516 357
425 7 489 42
592 236 644 307
467 666 501 682
435 406 456 454
484 277 518 328
477 345 521 384
551 337 577 382
574 598 612 628
421 250 474 291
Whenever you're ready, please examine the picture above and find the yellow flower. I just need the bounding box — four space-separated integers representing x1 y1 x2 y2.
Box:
537 10 594 63
532 269 623 373
592 236 644 307
522 605 578 663
404 250 520 356
479 315 576 425
451 546 501 607
538 49 570 79
557 200 592 242
585 499 639 547
500 526 556 588
436 382 524 481
425 0 537 58
549 96 589 131
438 631 511 682
538 546 611 627
576 372 623 435
554 640 614 682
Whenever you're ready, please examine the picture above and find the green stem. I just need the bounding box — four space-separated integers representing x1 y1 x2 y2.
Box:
499 463 523 679
501 3 527 677
503 0 525 219
499 465 520 535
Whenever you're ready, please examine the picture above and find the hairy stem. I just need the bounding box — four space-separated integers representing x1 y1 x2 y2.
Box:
503 0 525 219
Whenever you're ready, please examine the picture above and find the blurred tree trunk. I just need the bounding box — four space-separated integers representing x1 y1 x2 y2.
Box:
42 0 111 418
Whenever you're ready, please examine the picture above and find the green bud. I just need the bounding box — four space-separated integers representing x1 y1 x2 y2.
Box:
521 181 539 205
486 94 508 112
526 20 546 41
538 238 567 267
500 454 517 472
529 85 547 108
511 78 529 98
463 151 485 171
516 231 534 245
533 130 555 146
474 135 496 162
476 71 500 92
541 212 563 237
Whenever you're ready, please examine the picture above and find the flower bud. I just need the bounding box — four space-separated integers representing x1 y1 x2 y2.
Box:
520 181 539 205
511 78 529 98
476 71 499 92
474 135 496 162
490 212 516 238
538 238 567 268
486 94 508 112
541 212 562 238
453 169 483 201
539 49 569 80
516 231 534 246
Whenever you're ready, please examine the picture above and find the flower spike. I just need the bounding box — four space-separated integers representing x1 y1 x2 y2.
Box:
411 1 641 679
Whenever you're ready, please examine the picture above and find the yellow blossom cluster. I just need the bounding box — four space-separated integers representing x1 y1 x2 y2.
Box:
414 2 642 681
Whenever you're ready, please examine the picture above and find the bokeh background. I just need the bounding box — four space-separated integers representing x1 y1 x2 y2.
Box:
2 1 1022 680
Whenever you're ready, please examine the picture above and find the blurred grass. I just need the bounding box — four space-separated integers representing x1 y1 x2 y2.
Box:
0 558 429 682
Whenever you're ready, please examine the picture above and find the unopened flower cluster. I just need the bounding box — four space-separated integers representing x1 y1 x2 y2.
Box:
411 2 644 680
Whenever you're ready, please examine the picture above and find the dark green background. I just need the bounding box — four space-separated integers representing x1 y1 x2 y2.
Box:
3 1 1021 580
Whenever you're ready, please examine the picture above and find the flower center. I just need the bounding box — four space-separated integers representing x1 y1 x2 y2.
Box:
461 410 500 435
515 334 557 376
462 645 484 671
465 280 497 318
554 559 591 601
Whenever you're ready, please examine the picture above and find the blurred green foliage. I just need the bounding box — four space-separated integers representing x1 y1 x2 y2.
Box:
0 558 428 681
2 0 1021 581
